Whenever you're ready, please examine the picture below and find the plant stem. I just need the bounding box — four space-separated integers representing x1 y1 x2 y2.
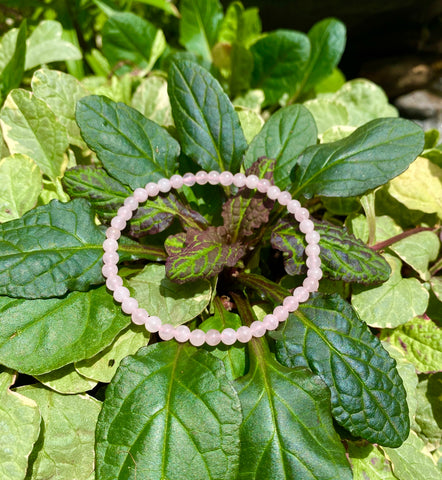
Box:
360 192 376 246
370 226 436 251
429 257 442 276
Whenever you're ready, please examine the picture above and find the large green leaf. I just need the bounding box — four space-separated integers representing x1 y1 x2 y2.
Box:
291 118 424 198
243 105 317 189
0 89 69 181
18 385 101 480
35 364 97 394
168 59 247 172
76 95 180 188
250 30 310 106
179 0 223 60
347 442 396 480
234 339 352 479
102 12 166 71
95 342 242 480
272 294 410 447
0 285 130 375
0 370 40 480
303 98 349 135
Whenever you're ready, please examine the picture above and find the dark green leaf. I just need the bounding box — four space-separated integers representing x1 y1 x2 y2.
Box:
243 105 317 189
96 342 242 480
179 0 223 60
229 44 254 97
272 294 410 447
0 285 130 375
271 218 391 284
168 59 247 172
166 227 246 283
76 95 180 189
291 118 425 198
250 30 310 106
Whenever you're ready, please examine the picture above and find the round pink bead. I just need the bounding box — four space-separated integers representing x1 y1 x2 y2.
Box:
205 329 221 346
233 173 246 187
295 207 310 222
250 320 266 337
102 263 118 278
308 268 323 280
256 178 270 193
305 244 320 256
208 171 220 185
117 206 133 221
111 216 126 230
195 171 208 185
113 286 130 303
303 277 319 292
175 325 191 343
106 275 123 291
103 251 119 265
103 238 118 252
132 308 149 325
158 178 171 193
263 314 279 330
159 323 175 341
267 185 281 200
306 231 320 244
133 188 148 203
277 191 292 205
145 182 160 196
287 199 302 213
236 326 252 343
221 328 237 345
245 174 259 189
283 296 299 312
122 297 138 314
145 315 161 333
170 174 184 189
273 305 289 322
219 171 234 186
299 219 315 234
124 196 139 210
189 329 206 346
292 286 309 303
306 256 321 269
106 226 121 240
183 173 196 186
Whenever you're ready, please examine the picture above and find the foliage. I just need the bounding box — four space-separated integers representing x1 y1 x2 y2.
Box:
0 1 441 479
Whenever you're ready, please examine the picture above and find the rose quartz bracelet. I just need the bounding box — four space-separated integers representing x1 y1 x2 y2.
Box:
102 170 322 347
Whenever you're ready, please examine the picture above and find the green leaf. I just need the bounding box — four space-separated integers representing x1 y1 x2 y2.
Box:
168 59 247 172
430 276 442 302
303 98 349 134
250 30 310 106
292 117 424 198
347 214 402 244
166 226 246 283
271 218 391 284
352 254 429 328
96 342 242 480
31 68 89 148
0 154 42 222
243 105 317 189
380 316 442 373
128 263 211 325
179 0 223 60
75 324 149 383
0 21 26 103
0 89 69 181
131 75 173 126
234 339 352 479
0 285 130 374
35 364 97 394
236 108 264 144
0 370 40 480
102 12 166 72
273 294 410 447
132 0 180 16
314 67 346 94
319 124 355 143
25 20 82 71
388 156 442 218
347 442 397 480
18 385 101 480
76 95 180 188
230 44 254 97
0 199 107 298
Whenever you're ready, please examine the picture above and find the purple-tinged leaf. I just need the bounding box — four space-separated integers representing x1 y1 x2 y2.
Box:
164 232 186 256
271 217 391 284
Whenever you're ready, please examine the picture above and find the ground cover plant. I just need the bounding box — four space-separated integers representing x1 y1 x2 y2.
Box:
0 1 441 479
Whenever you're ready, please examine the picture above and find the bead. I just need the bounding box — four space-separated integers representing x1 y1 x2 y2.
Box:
294 207 309 222
189 329 206 346
122 297 138 314
133 188 148 203
117 205 133 221
132 308 149 325
219 171 234 186
145 182 160 196
263 314 279 330
102 251 119 265
105 275 123 291
305 244 320 256
292 286 309 303
273 305 289 322
158 178 171 193
267 185 281 200
205 329 221 346
102 263 118 278
159 323 175 341
283 296 299 312
170 174 184 189
256 178 270 193
306 256 321 269
175 325 191 343
221 328 237 345
113 286 130 303
277 191 292 205
306 231 320 244
236 326 252 343
106 226 121 240
111 216 126 230
245 174 259 189
299 219 314 234
250 320 266 337
103 238 118 252
124 196 139 210
183 173 196 186
303 277 319 292
308 268 323 280
145 315 161 333
233 173 246 187
195 171 208 185
287 199 301 213
208 171 220 185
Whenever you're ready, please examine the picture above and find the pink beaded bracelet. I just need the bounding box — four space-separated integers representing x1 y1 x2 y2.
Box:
102 170 322 347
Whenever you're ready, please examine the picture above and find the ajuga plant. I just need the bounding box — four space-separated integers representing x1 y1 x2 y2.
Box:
0 1 441 480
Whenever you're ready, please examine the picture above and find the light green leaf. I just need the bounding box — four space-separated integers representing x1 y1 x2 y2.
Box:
352 254 429 328
236 108 264 143
347 442 396 480
0 154 42 222
388 156 442 218
0 370 40 480
347 214 402 244
75 325 150 383
314 67 346 94
319 124 355 143
0 89 68 180
128 263 211 326
25 20 82 71
35 364 97 394
380 316 442 373
304 98 349 134
430 277 442 301
18 385 101 480
31 68 89 148
243 104 317 189
96 342 242 479
131 75 173 126
179 0 224 60
132 0 180 16
233 89 264 112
